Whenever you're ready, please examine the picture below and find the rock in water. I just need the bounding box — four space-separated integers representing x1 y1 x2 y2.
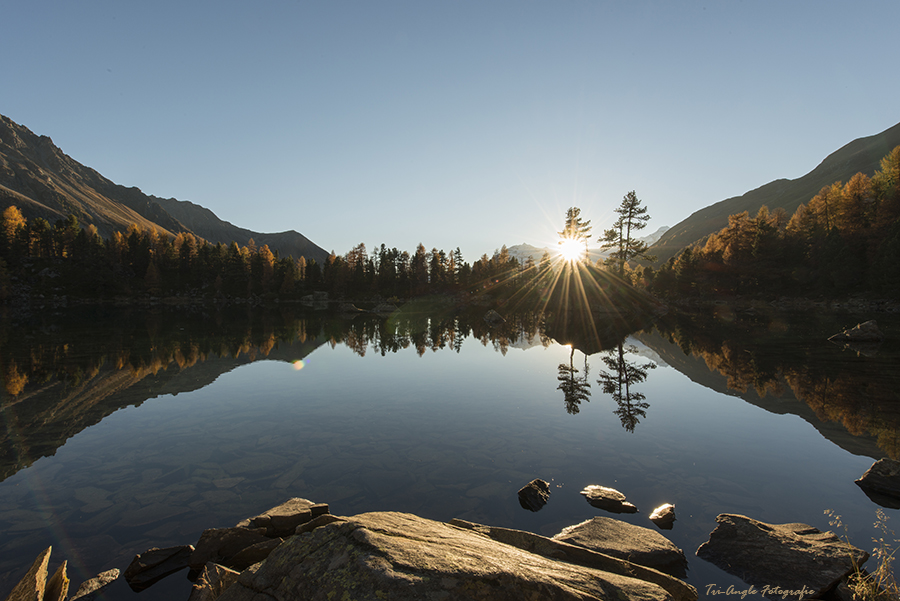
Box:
517 478 550 511
44 561 69 601
216 511 684 601
649 503 676 529
828 320 884 342
69 569 120 600
580 485 638 513
855 458 900 509
5 547 51 601
552 516 687 576
696 514 868 598
123 545 194 591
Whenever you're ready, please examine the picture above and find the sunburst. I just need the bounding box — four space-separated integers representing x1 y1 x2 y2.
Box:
557 238 583 263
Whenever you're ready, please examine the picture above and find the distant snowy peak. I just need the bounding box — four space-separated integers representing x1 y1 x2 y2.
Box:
639 226 670 246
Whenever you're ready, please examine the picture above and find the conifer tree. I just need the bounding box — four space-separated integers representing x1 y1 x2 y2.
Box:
599 191 654 276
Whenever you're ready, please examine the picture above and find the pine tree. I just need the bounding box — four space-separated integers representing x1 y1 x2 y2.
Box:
599 191 655 276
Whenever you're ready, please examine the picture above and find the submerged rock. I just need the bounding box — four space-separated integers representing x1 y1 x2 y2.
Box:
517 478 550 511
828 320 884 343
552 516 687 576
855 458 900 509
649 503 677 529
217 511 693 601
580 485 638 513
696 513 868 599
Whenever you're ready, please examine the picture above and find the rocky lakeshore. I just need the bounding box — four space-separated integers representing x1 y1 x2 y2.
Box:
5 487 884 601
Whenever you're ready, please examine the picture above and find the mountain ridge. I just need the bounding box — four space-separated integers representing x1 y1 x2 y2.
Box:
651 120 900 264
0 114 328 263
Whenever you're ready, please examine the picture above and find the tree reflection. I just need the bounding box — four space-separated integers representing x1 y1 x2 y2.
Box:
557 346 591 415
596 342 656 432
649 310 900 459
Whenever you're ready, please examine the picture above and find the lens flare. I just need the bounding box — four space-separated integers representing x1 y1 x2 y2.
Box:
292 360 305 370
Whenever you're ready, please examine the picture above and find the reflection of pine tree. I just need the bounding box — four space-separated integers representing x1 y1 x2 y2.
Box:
597 343 656 432
557 346 591 415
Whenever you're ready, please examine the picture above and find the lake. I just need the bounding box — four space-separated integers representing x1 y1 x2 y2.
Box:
1 303 898 600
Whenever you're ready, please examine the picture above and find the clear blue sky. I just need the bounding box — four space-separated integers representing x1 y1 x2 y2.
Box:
3 1 898 261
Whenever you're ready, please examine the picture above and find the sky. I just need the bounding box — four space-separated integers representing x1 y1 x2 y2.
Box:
2 1 899 261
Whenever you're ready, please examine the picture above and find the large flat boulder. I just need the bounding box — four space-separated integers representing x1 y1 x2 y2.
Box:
696 514 869 599
217 511 690 601
451 518 696 601
552 516 687 576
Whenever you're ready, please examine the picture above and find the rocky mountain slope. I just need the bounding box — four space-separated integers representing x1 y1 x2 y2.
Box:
651 120 900 264
0 114 328 263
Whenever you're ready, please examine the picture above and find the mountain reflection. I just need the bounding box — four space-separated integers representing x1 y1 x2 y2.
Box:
641 310 900 459
0 305 554 483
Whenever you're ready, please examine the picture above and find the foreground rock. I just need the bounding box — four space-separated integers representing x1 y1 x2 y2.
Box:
217 511 696 601
553 516 687 576
580 485 639 513
187 563 240 601
451 518 695 601
235 497 329 537
517 478 550 511
855 458 900 509
696 514 869 598
3 546 105 601
187 498 328 571
5 547 51 601
828 320 884 343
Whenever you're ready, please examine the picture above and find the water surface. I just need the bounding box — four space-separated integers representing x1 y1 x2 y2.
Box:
1 305 897 599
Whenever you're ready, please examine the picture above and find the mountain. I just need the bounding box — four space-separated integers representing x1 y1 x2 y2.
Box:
0 114 328 263
650 120 900 265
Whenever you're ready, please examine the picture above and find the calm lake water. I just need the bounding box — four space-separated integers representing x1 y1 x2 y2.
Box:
1 303 898 600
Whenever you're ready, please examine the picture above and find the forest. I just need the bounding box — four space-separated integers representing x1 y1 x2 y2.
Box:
644 145 900 298
0 144 897 306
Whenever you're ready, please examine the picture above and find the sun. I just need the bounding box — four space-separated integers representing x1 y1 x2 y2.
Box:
558 238 583 263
